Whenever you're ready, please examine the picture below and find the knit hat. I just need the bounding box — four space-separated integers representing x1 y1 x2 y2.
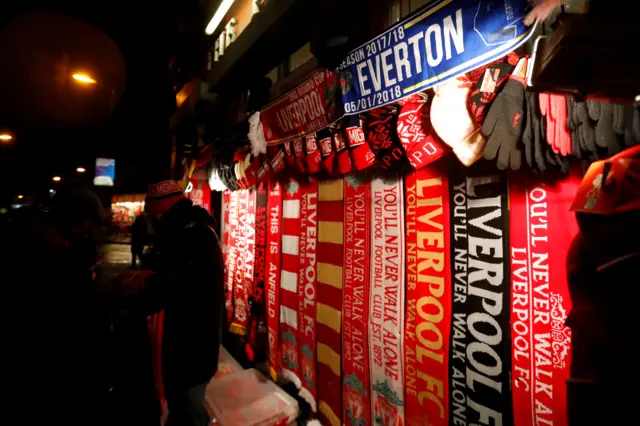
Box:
145 180 187 218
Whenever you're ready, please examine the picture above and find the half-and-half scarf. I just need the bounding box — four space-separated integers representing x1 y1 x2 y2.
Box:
510 172 580 426
316 178 346 426
369 171 405 426
224 190 238 324
343 171 372 426
280 180 303 388
230 190 249 335
404 163 451 426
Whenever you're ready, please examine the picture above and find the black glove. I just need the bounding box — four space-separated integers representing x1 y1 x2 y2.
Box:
523 92 546 172
566 97 582 159
482 74 525 170
588 100 621 155
573 101 598 159
623 105 640 147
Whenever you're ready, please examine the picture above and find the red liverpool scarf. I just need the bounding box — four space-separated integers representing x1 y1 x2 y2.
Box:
447 162 512 426
280 180 303 388
230 190 248 335
298 178 319 410
404 164 451 426
224 191 238 324
343 172 371 426
369 171 405 426
265 181 283 381
316 178 346 426
510 172 580 426
247 183 268 361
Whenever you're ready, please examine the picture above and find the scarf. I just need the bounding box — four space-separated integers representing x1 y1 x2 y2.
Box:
404 164 451 426
224 191 238 324
510 172 580 426
280 179 303 388
265 181 283 381
298 178 319 410
447 162 512 426
369 171 406 426
247 183 268 361
343 172 371 426
316 178 346 426
230 190 248 335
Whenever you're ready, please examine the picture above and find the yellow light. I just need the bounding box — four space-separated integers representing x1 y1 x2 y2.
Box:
77 167 86 173
0 133 13 141
205 0 235 35
53 176 62 182
17 195 23 199
72 73 97 85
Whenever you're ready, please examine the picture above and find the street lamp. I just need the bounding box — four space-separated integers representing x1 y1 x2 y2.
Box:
72 73 97 85
17 195 23 199
0 133 13 142
77 167 86 173
52 176 62 182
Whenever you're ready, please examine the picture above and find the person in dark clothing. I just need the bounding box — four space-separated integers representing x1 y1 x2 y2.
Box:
130 213 149 268
136 180 224 426
1 188 109 426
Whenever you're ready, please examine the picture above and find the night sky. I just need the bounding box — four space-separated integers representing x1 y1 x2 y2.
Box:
0 0 191 203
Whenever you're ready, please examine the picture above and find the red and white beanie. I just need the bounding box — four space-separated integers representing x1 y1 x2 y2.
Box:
145 180 187 218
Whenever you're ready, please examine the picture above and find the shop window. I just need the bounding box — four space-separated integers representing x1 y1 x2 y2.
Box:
288 42 314 73
265 66 279 85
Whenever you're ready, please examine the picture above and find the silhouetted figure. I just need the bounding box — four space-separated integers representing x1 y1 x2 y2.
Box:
130 213 148 268
136 180 224 426
1 188 109 426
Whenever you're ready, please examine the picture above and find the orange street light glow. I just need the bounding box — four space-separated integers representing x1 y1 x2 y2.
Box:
0 133 13 141
53 176 62 182
18 195 23 199
77 167 86 173
72 73 97 84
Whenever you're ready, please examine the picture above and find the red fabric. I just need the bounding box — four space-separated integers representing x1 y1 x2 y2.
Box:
284 141 297 170
305 134 323 174
334 130 352 175
345 117 376 171
294 138 308 173
397 92 449 170
224 191 240 324
297 179 319 410
404 165 451 426
265 181 283 380
510 171 581 426
342 173 371 426
230 190 255 335
318 132 336 175
539 93 572 156
268 146 287 176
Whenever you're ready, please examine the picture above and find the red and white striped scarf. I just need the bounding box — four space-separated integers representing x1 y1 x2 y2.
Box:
369 172 405 426
510 172 580 426
280 180 303 388
298 178 319 410
230 190 249 335
224 191 238 324
316 178 346 426
247 183 268 361
265 181 283 381
343 172 371 426
404 165 451 426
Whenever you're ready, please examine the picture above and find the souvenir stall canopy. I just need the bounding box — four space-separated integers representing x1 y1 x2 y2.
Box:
204 1 640 425
111 193 145 234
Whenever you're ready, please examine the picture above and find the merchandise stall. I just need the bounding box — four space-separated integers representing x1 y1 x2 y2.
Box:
203 1 639 425
111 194 145 234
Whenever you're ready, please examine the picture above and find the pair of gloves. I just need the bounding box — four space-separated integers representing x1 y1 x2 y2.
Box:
568 100 640 160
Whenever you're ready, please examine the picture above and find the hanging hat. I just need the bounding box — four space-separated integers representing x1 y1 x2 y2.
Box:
145 180 187 217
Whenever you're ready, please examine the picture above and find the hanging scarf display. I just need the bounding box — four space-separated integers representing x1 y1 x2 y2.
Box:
231 190 256 336
316 178 346 426
246 183 268 361
265 181 283 381
342 172 372 426
510 172 580 426
230 190 248 334
297 178 319 410
447 162 512 426
369 172 406 426
223 191 237 323
280 180 303 388
404 164 451 426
